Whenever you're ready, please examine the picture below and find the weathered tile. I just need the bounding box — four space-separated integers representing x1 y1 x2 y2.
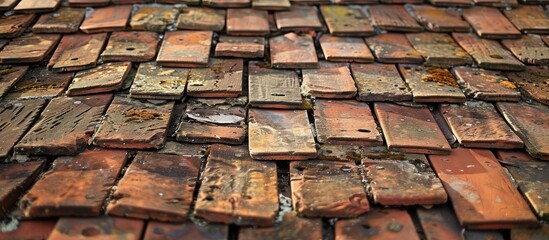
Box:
68 0 110 7
398 65 466 103
351 63 412 102
32 8 86 33
157 31 212 68
101 31 160 62
175 121 247 145
67 62 131 96
473 0 518 6
462 7 521 39
176 7 225 31
463 230 505 240
214 36 264 58
93 96 173 149
144 222 228 240
226 9 269 36
157 141 208 158
248 62 302 109
429 148 538 229
239 212 322 240
80 5 132 33
0 220 56 240
291 0 331 3
15 94 111 155
406 33 472 67
203 0 251 7
275 6 323 32
290 160 369 217
302 62 357 98
130 4 177 32
504 6 549 35
429 0 473 7
453 33 525 71
187 58 243 98
505 66 549 106
270 32 318 69
335 209 419 240
501 35 549 65
194 144 278 226
252 0 291 10
48 217 144 240
511 225 549 240
319 35 373 63
48 33 108 72
408 5 470 32
0 14 35 38
0 0 20 10
368 5 423 32
20 149 127 217
130 62 188 100
7 68 73 99
374 102 451 154
453 67 520 101
0 34 60 64
0 161 44 215
417 206 462 240
497 101 549 160
0 39 7 49
365 34 423 64
249 108 317 160
14 0 60 12
158 0 200 4
0 65 28 98
320 5 374 36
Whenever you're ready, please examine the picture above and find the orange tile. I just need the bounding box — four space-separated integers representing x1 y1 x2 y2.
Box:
144 222 228 240
320 5 375 36
48 33 107 72
319 35 373 63
270 32 318 69
462 7 521 39
157 31 212 67
0 34 60 64
48 216 144 240
452 67 520 101
365 34 423 64
335 208 420 240
398 64 466 103
80 5 132 33
101 31 160 62
368 5 423 32
504 6 549 34
226 9 269 36
302 62 357 98
275 6 323 32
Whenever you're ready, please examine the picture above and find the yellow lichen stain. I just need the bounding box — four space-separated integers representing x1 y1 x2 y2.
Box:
123 109 162 122
500 80 517 89
422 68 459 88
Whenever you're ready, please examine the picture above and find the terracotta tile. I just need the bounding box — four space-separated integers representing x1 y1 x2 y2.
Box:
302 62 357 98
239 212 323 240
248 61 303 109
248 108 317 160
319 6 374 36
144 222 228 240
0 220 56 239
14 0 60 12
67 62 131 96
226 9 269 36
351 63 412 102
416 206 462 240
368 5 423 32
252 0 291 10
130 4 177 32
428 148 538 229
365 34 423 64
0 65 28 98
398 65 466 103
319 35 373 63
452 67 520 101
175 121 246 145
203 0 250 7
176 7 225 31
462 7 521 39
501 35 549 65
194 144 278 226
315 144 389 162
473 0 518 7
290 160 368 217
112 0 154 3
463 230 505 240
542 35 549 47
453 33 525 71
130 62 188 100
32 8 86 33
291 0 331 3
496 101 549 160
7 67 73 99
429 0 473 7
187 58 243 98
0 161 44 215
408 5 470 33
504 6 549 34
68 0 110 7
505 66 549 106
0 0 20 10
214 36 264 58
158 0 200 4
374 102 451 154
48 216 144 240
157 141 209 158
20 149 126 217
335 209 419 240
511 225 549 240
157 31 212 68
48 33 107 72
0 14 35 39
93 95 173 149
80 5 132 33
0 34 60 64
270 32 318 69
101 31 159 62
275 6 323 32
406 33 472 67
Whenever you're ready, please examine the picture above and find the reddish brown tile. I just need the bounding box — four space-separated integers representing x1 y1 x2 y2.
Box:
0 161 44 215
101 31 160 62
0 14 35 38
80 5 132 33
302 62 357 98
239 212 323 240
157 141 208 158
335 209 420 240
0 65 28 98
270 32 318 69
14 0 60 12
511 225 549 240
416 206 462 240
504 6 549 34
93 95 173 149
398 65 466 103
452 67 520 101
175 121 246 145
407 33 472 67
194 144 278 226
351 63 412 102
157 31 212 68
226 9 269 36
275 6 323 32
32 8 86 33
429 0 473 7
214 36 264 58
474 0 518 6
176 7 225 31
0 220 56 239
0 34 60 64
0 0 20 10
68 0 110 7
248 62 302 109
249 108 317 160
187 58 243 98
463 230 505 240
320 5 374 36
67 62 131 96
48 33 107 72
505 66 549 106
252 0 291 10
48 217 144 240
462 7 521 39
365 34 423 64
203 0 250 7
8 67 73 99
319 35 373 63
130 62 188 100
144 222 228 240
20 149 127 217
453 33 525 71
158 0 200 4
408 5 470 32
501 35 549 65
429 148 538 229
369 5 423 32
130 4 177 32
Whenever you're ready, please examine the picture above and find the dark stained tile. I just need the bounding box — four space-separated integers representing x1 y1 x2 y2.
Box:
511 225 549 240
249 108 317 160
505 66 549 106
187 58 243 98
333 0 377 3
407 5 470 33
335 209 420 240
416 206 462 240
463 230 505 240
48 216 144 240
203 0 250 7
68 0 110 7
429 148 538 229
176 7 225 32
130 62 188 100
101 31 160 62
501 35 549 65
368 5 423 32
239 212 323 240
504 6 549 34
144 222 228 240
473 0 517 7
453 33 525 71
157 141 209 158
0 0 20 10
320 5 374 36
275 6 323 32
156 31 212 68
0 65 28 98
0 14 36 38
0 220 56 240
252 0 291 10
365 34 423 64
398 65 466 103
194 144 278 226
214 36 264 58
8 67 73 99
462 7 521 39
302 62 357 98
351 63 412 102
452 67 521 101
270 32 318 69
374 102 451 154
14 0 60 12
93 95 173 149
67 62 131 96
226 9 269 36
319 35 374 63
248 61 302 109
20 149 127 217
48 33 108 72
291 0 331 3
158 0 200 4
130 4 178 32
32 8 86 33
316 145 388 162
0 34 60 64
0 161 44 215
80 5 132 33
406 33 472 67
429 0 473 7
175 121 246 145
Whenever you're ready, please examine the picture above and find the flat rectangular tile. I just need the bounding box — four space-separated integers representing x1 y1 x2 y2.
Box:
398 65 466 103
144 222 228 240
335 209 420 240
319 35 373 63
32 8 86 33
14 0 60 12
248 108 317 160
226 9 269 36
68 0 110 7
474 0 518 6
248 62 302 109
501 35 549 65
0 65 28 98
175 121 246 145
48 33 107 72
239 212 322 240
429 148 538 229
101 31 159 62
130 4 177 32
504 6 549 34
462 7 521 39
48 217 144 240
374 102 451 154
406 33 472 67
130 62 188 100
453 67 520 101
20 149 127 217
275 6 323 32
270 32 318 69
416 206 462 240
429 0 473 6
252 0 291 10
408 5 470 32
0 14 35 38
67 62 131 96
351 63 412 102
80 5 132 33
0 161 44 215
214 36 264 58
157 31 212 68
187 58 243 98
453 33 525 71
505 66 549 106
0 34 60 64
365 34 423 64
368 5 423 32
176 7 225 31
203 0 250 7
194 144 278 226
0 221 56 240
320 5 375 36
8 67 73 99
301 62 357 98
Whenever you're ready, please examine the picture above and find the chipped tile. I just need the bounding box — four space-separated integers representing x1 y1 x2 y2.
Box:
48 33 108 72
0 161 44 215
270 32 318 69
501 35 549 65
203 0 250 7
48 217 144 240
101 31 160 62
226 9 269 36
214 36 264 58
80 5 132 33
176 7 225 31
14 0 60 12
319 35 373 63
157 31 212 68
462 7 521 39
351 63 412 102
416 206 462 240
0 220 56 239
408 5 470 33
335 209 420 240
187 58 243 98
8 67 73 99
252 0 291 10
453 67 520 101
453 33 525 71
239 212 322 239
248 62 302 109
144 222 229 240
398 65 466 103
504 6 549 34
130 62 188 100
302 62 357 98
67 62 131 96
368 5 423 32
0 34 60 64
0 65 28 98
505 66 549 106
275 6 323 32
0 14 36 38
32 8 86 33
175 121 247 145
365 34 423 64
320 5 374 36
130 4 178 32
406 33 472 67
